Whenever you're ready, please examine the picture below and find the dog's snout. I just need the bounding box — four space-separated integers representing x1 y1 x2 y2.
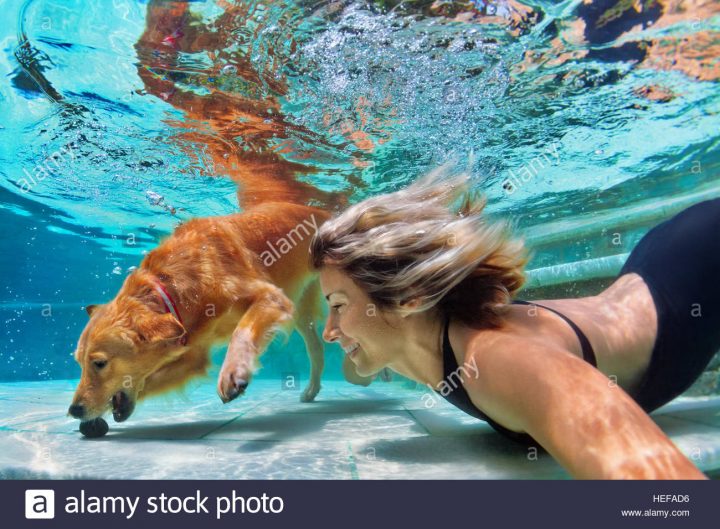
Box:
68 404 85 419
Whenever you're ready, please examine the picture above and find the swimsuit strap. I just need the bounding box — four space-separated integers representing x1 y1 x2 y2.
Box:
511 299 597 368
440 314 537 445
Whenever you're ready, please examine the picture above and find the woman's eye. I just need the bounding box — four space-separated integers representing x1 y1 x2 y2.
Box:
93 359 108 369
331 304 344 313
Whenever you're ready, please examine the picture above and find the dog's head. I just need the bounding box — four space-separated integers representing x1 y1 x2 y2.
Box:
68 280 187 423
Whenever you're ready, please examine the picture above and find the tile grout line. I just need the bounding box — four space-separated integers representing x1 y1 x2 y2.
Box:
346 442 360 480
404 409 433 435
198 393 282 439
664 413 720 430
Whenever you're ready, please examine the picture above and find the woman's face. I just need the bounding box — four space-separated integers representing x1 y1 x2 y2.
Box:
318 265 401 377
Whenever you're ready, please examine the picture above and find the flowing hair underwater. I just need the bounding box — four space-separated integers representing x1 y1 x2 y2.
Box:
309 163 531 329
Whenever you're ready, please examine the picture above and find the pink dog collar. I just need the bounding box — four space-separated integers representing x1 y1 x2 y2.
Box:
153 281 187 345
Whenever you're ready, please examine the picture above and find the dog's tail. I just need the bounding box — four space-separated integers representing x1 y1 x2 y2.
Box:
230 156 350 213
134 1 359 215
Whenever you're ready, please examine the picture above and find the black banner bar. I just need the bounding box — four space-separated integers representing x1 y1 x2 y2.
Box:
3 480 716 529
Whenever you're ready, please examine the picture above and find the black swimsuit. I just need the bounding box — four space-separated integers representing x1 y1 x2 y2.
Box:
435 198 720 445
617 198 720 413
436 300 598 446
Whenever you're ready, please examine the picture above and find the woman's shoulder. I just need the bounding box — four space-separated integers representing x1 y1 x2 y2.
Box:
454 317 573 385
449 303 574 364
449 319 567 434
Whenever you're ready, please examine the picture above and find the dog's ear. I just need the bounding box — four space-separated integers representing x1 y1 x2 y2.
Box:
136 311 187 344
85 304 103 317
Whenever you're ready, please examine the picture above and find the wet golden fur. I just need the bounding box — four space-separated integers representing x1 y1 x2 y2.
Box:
70 201 341 421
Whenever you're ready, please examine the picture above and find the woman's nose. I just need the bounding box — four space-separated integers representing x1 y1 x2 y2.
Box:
322 318 341 343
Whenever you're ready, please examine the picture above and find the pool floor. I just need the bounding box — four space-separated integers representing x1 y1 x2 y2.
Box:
0 378 719 479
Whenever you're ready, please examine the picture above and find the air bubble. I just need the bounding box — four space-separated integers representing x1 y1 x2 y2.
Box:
222 64 237 76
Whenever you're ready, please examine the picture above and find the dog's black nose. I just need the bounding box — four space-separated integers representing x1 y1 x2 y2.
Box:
68 404 85 418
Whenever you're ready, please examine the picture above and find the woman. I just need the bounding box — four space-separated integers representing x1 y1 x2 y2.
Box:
309 165 719 479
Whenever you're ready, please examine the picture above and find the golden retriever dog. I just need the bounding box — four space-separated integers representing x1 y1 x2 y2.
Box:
67 3 390 430
68 201 371 425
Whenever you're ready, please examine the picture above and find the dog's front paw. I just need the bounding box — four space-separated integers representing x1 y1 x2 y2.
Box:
218 334 256 403
217 367 251 403
300 382 321 403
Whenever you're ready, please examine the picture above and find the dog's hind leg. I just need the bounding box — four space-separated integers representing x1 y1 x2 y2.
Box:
217 281 295 403
294 280 325 402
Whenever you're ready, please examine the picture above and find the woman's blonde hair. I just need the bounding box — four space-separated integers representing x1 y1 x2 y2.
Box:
309 162 530 329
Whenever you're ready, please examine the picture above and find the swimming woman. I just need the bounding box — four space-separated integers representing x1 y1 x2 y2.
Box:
309 165 718 479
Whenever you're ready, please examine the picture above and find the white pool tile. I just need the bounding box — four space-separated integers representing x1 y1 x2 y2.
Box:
0 431 354 479
0 379 718 479
408 407 497 436
647 415 720 471
204 409 426 443
349 435 567 480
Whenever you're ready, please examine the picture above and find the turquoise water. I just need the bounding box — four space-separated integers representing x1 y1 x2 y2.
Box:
1 0 719 384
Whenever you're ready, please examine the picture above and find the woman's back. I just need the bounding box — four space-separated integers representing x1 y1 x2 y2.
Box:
454 272 658 397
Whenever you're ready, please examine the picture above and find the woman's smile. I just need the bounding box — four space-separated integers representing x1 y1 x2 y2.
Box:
343 343 360 359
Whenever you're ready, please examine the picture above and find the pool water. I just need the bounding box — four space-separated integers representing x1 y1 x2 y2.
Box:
0 0 719 478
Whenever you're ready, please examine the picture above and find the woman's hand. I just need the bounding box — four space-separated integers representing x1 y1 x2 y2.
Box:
461 335 707 479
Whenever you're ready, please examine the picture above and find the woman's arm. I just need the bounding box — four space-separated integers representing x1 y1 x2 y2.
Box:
462 336 707 479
